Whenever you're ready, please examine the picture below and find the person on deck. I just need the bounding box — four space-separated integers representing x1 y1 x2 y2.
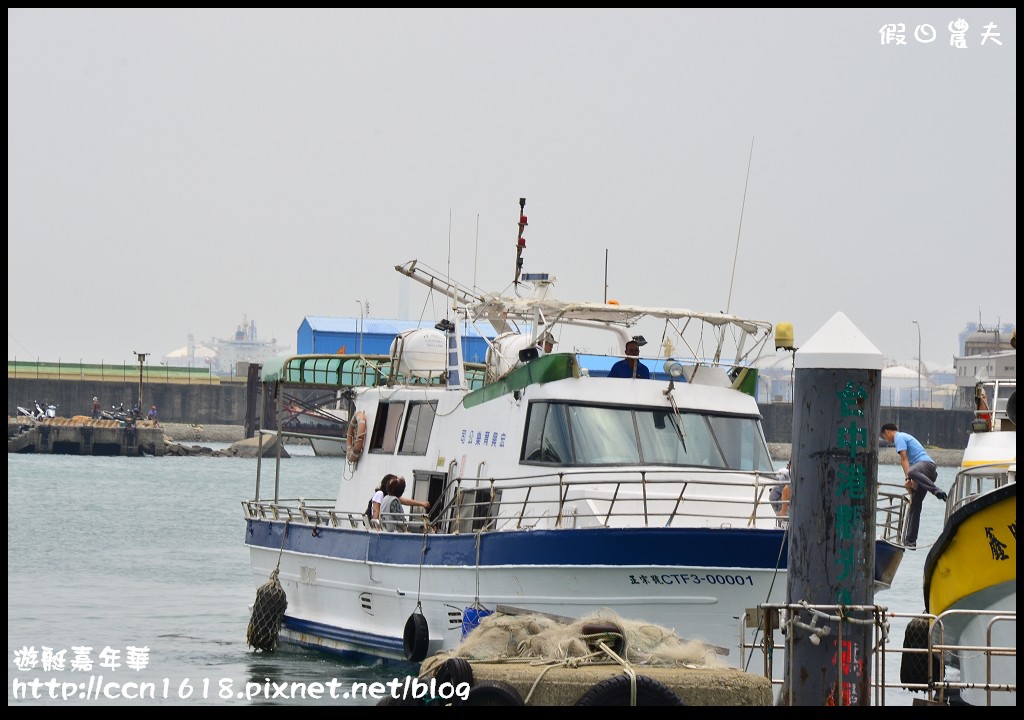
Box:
770 462 791 526
380 477 413 532
91 397 101 420
370 475 430 530
880 422 947 548
536 331 555 355
608 339 650 379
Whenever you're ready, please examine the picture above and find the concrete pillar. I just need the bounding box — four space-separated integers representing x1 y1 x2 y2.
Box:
245 363 260 438
781 312 883 706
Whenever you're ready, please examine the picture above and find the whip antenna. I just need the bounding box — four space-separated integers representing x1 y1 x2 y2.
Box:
725 137 754 314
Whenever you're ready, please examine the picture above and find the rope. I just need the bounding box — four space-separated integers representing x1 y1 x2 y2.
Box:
515 630 634 704
597 640 638 704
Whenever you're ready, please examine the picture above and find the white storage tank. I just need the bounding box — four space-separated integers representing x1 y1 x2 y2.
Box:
390 328 448 379
486 332 535 381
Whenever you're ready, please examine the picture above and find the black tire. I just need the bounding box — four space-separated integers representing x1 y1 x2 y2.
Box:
434 657 474 698
574 674 685 706
404 612 430 662
462 679 525 706
900 617 941 686
376 679 427 706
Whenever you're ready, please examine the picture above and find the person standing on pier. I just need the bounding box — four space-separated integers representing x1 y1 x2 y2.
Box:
91 397 101 419
880 423 947 548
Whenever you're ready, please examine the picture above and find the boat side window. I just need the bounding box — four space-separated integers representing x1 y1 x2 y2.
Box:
522 403 549 462
369 401 405 454
522 402 571 463
399 401 437 455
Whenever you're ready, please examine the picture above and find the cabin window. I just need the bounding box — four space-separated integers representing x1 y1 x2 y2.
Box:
706 415 775 472
636 410 724 467
399 401 437 455
369 401 405 454
567 405 640 464
522 403 572 463
522 400 771 471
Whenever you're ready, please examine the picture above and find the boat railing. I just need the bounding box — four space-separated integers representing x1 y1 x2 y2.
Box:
429 468 788 532
264 353 490 392
744 604 1017 706
946 463 1015 520
876 482 910 544
242 469 908 540
241 470 786 530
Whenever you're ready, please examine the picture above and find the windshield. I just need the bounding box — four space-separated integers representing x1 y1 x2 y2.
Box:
521 401 774 471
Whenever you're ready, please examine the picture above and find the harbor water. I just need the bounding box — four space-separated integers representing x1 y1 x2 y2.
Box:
8 448 948 706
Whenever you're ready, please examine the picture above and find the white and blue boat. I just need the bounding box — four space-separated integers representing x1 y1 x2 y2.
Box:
242 199 907 670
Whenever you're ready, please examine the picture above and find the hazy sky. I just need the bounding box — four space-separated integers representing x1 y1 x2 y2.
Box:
8 9 1016 370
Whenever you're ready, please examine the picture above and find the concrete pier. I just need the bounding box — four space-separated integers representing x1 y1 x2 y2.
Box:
419 656 772 705
8 417 165 456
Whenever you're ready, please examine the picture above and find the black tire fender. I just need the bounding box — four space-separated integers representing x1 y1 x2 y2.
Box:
463 679 525 706
574 673 685 706
435 657 474 689
376 678 426 707
900 617 941 686
404 612 430 662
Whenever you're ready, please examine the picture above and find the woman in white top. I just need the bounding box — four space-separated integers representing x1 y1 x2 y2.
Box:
373 475 431 531
380 476 410 532
367 474 397 528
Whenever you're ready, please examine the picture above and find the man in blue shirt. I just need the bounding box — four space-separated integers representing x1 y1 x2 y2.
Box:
880 422 946 547
608 340 650 379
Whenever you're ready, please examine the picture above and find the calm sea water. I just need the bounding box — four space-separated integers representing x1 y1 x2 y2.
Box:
8 448 948 706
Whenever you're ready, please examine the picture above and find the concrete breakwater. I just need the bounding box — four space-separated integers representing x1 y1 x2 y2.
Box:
768 442 962 468
161 422 246 444
8 375 976 450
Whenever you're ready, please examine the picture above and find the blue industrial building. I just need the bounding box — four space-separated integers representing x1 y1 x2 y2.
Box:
297 317 495 363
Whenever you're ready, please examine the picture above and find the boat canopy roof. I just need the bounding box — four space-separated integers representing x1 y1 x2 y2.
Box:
395 259 774 369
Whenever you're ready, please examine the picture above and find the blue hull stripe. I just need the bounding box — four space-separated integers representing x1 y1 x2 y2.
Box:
281 615 406 657
245 521 789 569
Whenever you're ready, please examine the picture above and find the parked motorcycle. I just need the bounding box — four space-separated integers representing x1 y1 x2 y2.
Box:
101 403 137 424
16 400 56 420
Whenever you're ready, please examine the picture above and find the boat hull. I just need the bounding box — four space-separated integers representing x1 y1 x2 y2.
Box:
308 436 346 457
245 520 789 666
924 481 1016 706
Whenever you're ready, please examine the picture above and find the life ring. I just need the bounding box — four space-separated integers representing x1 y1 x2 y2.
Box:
574 673 685 706
346 411 367 464
403 612 430 662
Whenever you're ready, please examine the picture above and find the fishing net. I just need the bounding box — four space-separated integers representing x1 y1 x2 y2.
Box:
421 607 727 677
246 568 288 652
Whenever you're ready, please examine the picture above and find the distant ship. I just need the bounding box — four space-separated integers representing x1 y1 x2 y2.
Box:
163 315 289 377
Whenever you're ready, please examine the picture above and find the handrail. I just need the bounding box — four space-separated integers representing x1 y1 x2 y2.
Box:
241 468 907 540
744 604 1017 706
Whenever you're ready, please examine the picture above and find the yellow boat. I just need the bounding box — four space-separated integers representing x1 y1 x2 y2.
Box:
922 378 1016 706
